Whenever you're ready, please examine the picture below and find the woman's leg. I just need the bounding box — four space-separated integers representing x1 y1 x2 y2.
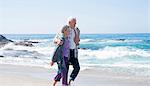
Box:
52 80 57 86
52 57 69 86
62 57 69 86
52 72 61 86
52 63 62 86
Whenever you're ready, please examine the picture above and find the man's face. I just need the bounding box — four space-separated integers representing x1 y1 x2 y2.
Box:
69 19 76 28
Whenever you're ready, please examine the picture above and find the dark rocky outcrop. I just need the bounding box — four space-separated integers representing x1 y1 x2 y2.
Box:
0 35 13 42
0 35 13 47
0 35 36 47
0 55 4 57
116 39 126 41
24 41 40 44
14 42 34 47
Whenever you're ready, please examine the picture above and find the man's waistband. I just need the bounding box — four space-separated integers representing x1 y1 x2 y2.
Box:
70 49 75 51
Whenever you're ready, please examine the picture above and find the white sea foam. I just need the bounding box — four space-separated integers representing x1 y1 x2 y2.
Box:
0 42 150 72
78 46 150 60
80 39 143 44
80 39 93 43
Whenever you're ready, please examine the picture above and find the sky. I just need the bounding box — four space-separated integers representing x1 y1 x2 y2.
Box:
0 0 149 34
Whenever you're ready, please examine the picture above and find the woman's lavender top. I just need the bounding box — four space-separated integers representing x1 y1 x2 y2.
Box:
63 37 70 57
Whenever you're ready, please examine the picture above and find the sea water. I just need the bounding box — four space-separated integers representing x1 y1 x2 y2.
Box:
0 33 150 77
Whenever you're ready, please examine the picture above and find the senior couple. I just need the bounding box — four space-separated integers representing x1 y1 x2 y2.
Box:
50 17 80 86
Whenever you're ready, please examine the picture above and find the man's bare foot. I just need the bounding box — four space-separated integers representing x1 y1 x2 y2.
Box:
68 79 72 86
52 80 57 86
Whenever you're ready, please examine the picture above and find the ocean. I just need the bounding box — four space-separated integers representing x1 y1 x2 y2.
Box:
0 33 150 77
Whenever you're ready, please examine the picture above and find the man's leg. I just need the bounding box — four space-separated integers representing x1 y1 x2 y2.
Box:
69 49 80 81
70 58 80 81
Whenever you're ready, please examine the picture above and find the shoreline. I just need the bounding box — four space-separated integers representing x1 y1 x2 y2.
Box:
0 64 150 86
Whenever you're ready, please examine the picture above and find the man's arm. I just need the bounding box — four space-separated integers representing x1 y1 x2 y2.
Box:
53 25 69 45
75 27 80 45
53 32 64 45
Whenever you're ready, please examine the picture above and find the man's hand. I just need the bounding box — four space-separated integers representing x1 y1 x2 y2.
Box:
50 61 55 66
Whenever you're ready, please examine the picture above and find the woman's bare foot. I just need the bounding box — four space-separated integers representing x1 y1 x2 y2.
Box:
52 80 57 86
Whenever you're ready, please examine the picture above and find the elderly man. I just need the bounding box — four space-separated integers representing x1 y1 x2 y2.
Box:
53 17 80 85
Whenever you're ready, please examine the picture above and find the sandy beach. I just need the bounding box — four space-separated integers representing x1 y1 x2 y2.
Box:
1 0 150 85
0 64 150 86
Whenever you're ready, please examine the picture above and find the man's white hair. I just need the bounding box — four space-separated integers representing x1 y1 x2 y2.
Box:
67 16 76 24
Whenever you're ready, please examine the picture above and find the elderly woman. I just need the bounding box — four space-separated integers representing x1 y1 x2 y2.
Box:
51 26 70 86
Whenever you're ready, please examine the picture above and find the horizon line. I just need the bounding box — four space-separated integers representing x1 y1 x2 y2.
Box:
1 32 149 35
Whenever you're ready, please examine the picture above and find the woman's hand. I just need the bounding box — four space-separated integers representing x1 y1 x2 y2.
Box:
54 39 63 45
50 61 55 66
58 40 63 45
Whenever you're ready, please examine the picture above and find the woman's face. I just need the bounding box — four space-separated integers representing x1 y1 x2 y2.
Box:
64 28 70 37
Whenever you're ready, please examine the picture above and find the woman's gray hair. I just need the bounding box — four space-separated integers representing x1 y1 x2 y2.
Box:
61 25 69 33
